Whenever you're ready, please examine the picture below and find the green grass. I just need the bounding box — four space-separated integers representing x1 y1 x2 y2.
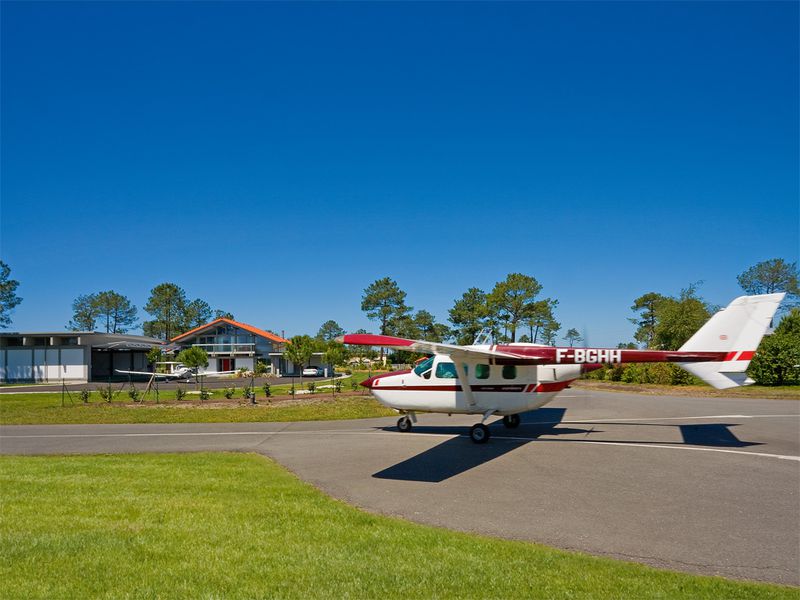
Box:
0 371 397 425
0 392 394 425
1 453 793 599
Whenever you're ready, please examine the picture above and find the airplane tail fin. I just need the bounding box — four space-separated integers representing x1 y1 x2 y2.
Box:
677 293 785 389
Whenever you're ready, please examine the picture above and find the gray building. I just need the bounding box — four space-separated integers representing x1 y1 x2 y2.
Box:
0 332 163 383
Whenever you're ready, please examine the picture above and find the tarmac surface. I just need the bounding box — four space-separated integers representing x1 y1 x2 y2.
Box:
1 388 798 585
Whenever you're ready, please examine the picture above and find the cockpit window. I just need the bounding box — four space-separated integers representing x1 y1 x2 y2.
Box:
413 356 434 378
435 362 458 379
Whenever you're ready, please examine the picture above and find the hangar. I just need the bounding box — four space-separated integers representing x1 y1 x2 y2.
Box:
0 332 163 383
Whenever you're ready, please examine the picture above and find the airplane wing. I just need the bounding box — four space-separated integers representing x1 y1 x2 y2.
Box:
115 369 177 378
196 370 237 377
336 334 543 362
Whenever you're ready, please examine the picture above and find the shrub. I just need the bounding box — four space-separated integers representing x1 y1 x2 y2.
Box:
334 379 342 393
241 386 252 399
224 387 236 399
621 364 646 383
262 383 271 398
606 364 626 381
255 360 269 376
79 389 90 403
97 386 116 403
307 381 316 394
351 381 359 391
128 386 140 402
669 364 703 386
199 389 211 401
175 387 186 401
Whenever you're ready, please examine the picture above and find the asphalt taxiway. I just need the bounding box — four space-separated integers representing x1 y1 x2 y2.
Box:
1 388 798 585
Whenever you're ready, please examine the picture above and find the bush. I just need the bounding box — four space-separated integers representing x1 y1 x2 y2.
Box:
224 387 236 399
307 381 315 394
79 389 90 403
255 360 269 376
606 364 626 381
262 383 271 398
241 386 252 399
621 364 647 383
97 386 116 403
334 379 342 393
175 387 186 401
351 381 359 392
199 389 211 401
669 364 703 385
128 386 140 402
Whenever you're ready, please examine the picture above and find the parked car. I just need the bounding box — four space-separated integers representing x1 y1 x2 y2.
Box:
302 366 323 377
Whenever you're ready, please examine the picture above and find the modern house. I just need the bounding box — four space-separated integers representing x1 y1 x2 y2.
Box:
170 318 299 375
0 332 163 383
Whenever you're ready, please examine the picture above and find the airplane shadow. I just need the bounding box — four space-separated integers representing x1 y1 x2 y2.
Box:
374 408 588 483
373 410 761 483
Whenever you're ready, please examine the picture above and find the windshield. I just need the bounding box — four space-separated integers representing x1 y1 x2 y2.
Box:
413 356 434 376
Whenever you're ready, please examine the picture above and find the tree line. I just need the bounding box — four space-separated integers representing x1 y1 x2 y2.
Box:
66 283 233 340
0 258 796 385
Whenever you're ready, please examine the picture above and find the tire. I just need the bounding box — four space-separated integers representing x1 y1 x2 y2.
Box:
470 423 490 444
397 417 412 433
502 414 521 429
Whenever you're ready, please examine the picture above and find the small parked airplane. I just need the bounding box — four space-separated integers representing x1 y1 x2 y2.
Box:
116 362 235 382
338 293 784 443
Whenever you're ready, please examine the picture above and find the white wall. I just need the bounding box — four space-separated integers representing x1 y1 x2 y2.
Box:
33 349 46 381
6 349 33 380
58 348 86 381
45 349 60 381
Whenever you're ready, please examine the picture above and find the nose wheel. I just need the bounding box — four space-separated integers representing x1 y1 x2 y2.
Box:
397 416 413 432
502 414 521 429
469 423 490 444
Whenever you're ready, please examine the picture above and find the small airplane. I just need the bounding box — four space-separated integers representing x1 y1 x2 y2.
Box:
338 293 784 443
115 362 236 382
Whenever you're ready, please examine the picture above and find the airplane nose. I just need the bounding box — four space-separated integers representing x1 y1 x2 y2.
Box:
360 376 376 389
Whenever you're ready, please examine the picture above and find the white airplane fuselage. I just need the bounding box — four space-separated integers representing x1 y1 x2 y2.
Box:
361 351 583 416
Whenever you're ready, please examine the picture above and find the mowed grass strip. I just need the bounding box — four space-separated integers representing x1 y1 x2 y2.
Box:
0 392 394 425
0 454 793 599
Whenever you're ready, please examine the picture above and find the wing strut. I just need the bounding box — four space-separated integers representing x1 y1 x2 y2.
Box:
454 361 476 408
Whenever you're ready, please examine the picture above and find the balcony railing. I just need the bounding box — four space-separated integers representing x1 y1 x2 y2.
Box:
192 343 256 355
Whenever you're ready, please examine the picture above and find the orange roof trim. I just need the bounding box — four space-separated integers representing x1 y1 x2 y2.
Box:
171 318 289 344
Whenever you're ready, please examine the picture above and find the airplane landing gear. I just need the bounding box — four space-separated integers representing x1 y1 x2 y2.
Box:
502 414 521 429
470 423 490 444
397 416 413 432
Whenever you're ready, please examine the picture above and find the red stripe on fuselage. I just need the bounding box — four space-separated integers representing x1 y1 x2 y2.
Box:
368 381 573 393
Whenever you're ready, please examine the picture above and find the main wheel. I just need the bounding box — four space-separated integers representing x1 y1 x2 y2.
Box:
470 423 490 444
397 416 413 432
502 414 521 429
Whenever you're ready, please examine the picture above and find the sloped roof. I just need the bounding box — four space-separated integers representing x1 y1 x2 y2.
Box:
171 318 289 344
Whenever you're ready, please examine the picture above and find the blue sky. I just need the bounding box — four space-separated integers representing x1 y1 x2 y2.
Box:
1 1 797 346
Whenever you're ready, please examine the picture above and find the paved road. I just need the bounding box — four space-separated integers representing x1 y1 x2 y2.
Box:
1 388 798 585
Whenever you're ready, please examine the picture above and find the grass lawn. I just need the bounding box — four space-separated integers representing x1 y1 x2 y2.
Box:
1 453 793 599
0 392 394 425
0 370 397 425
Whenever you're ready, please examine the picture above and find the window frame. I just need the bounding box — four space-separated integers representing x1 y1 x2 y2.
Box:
502 365 517 380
